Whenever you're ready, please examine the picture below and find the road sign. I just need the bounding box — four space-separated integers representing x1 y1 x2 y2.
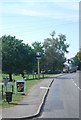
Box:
36 52 41 59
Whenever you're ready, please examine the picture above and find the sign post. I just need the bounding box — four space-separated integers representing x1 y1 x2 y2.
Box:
36 52 41 80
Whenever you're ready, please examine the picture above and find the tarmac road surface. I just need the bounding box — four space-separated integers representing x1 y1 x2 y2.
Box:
39 72 79 118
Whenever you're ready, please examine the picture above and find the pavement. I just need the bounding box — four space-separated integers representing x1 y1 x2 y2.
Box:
2 77 55 120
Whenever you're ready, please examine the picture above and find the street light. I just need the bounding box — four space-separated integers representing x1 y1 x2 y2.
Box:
36 52 41 80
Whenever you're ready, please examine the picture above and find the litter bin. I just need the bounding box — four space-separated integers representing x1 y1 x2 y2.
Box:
5 92 12 103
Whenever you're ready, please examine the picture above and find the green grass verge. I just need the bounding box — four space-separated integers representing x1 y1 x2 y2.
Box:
1 73 61 108
2 79 40 108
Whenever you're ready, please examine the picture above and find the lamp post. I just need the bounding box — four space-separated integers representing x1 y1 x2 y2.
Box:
36 52 41 80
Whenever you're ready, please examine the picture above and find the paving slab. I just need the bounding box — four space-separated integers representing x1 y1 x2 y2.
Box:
2 78 54 119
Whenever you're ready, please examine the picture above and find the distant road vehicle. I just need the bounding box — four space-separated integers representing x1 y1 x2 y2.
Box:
63 63 77 73
69 65 77 73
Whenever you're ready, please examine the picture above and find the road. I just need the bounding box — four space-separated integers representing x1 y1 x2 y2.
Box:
38 71 80 118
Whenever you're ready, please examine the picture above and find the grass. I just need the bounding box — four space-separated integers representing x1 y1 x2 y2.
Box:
0 74 45 82
1 73 61 108
1 79 40 108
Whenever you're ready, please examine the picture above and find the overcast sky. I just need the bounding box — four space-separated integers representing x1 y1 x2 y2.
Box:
0 0 80 58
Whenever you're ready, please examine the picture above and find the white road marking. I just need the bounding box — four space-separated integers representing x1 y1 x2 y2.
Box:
72 79 81 91
40 87 49 90
74 83 77 86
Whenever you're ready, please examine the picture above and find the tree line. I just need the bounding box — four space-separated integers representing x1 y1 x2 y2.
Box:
72 48 81 70
1 31 70 81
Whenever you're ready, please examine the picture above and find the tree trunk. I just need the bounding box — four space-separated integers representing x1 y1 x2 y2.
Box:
21 73 25 79
42 73 44 78
33 74 34 80
9 73 12 81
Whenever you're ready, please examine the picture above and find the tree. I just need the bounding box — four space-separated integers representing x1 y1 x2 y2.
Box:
32 41 45 71
2 35 35 81
58 34 69 54
24 44 36 73
76 49 81 62
32 42 44 53
43 31 69 72
74 49 81 70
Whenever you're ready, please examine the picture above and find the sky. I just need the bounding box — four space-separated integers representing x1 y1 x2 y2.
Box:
0 0 81 59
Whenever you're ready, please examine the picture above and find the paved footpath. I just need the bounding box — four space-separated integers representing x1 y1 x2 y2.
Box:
2 77 55 120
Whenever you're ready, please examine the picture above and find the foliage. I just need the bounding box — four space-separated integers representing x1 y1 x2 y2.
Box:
73 49 81 70
1 30 70 79
1 35 35 81
32 41 45 71
43 31 69 72
76 49 81 62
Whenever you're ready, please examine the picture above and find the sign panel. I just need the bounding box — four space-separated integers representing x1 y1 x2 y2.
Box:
36 52 41 59
15 80 25 94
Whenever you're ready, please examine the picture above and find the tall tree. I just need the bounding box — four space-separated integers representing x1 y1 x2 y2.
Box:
43 31 69 72
2 35 34 81
74 49 81 70
76 49 81 62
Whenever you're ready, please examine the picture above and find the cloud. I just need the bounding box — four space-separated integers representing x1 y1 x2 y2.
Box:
71 3 79 10
1 1 79 22
58 2 79 11
19 0 80 2
21 9 46 16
